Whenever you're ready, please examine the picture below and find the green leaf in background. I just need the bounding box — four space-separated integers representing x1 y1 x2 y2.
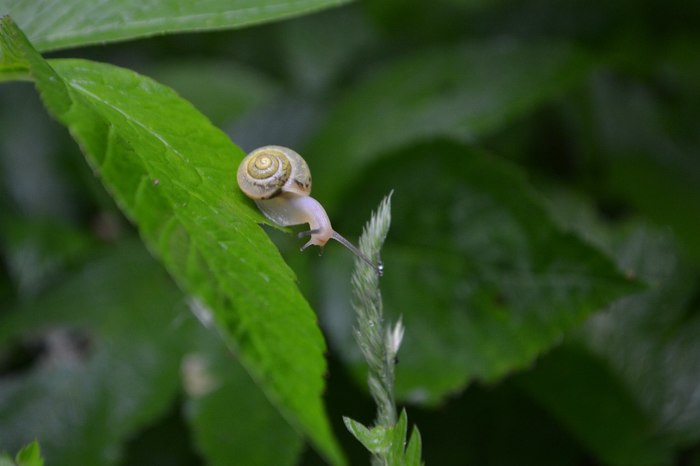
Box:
518 345 672 466
588 71 700 261
363 0 492 42
530 190 700 464
2 0 353 52
145 60 281 127
0 82 89 218
0 215 96 299
275 6 378 93
13 441 43 466
1 239 308 466
0 441 43 466
410 380 589 465
321 140 637 404
0 241 194 465
583 225 700 448
183 324 304 466
0 17 343 465
306 40 594 206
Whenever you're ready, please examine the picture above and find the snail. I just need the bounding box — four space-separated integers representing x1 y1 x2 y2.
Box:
237 145 383 275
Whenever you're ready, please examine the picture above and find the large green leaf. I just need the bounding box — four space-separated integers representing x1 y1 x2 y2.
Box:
0 17 343 465
1 0 352 52
0 241 194 465
320 141 637 403
305 40 594 206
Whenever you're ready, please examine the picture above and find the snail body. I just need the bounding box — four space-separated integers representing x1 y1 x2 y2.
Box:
237 145 382 274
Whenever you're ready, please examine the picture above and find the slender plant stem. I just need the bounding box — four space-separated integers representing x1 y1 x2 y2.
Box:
346 192 422 466
350 192 402 429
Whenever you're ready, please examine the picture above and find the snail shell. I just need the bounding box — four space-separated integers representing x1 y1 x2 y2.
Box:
236 145 311 200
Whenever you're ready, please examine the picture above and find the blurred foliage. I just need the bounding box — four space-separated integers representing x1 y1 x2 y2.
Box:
0 440 43 466
1 0 699 465
0 440 44 466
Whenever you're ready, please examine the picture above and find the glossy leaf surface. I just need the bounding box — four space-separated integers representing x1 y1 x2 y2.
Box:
2 0 352 51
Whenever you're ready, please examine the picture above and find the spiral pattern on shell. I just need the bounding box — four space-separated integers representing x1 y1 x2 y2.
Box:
237 146 312 200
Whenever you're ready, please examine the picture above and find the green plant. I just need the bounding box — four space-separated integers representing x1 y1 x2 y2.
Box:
1 441 43 466
1 1 699 465
342 193 423 465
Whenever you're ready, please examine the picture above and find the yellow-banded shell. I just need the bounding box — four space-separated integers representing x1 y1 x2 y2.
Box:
237 146 312 200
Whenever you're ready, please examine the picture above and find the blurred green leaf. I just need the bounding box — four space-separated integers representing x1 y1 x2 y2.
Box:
14 441 42 466
518 345 672 466
0 241 193 465
0 239 307 466
3 0 353 52
0 441 43 466
412 381 588 465
276 6 378 93
145 60 281 127
0 17 343 465
321 141 637 404
583 225 700 447
588 72 700 262
532 188 700 463
183 325 304 466
363 0 490 41
0 83 94 220
0 216 96 299
307 40 595 206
